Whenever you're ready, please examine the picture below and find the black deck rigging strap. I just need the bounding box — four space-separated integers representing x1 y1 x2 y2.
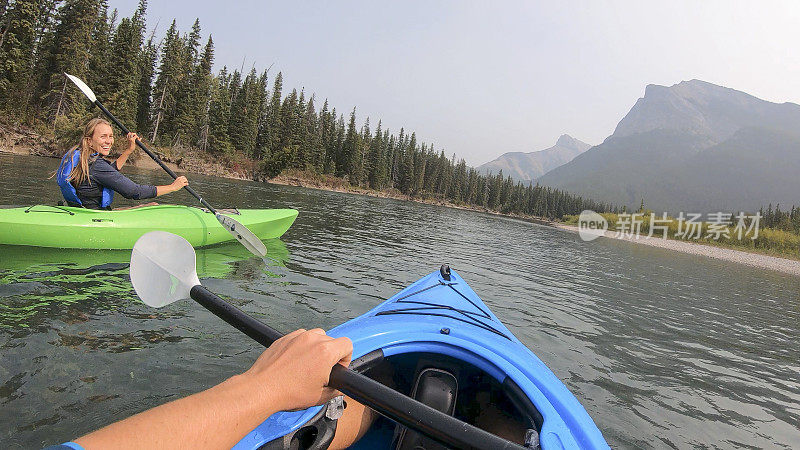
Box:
24 204 75 215
376 281 511 340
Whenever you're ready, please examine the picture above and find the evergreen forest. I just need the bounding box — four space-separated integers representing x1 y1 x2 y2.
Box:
0 0 613 219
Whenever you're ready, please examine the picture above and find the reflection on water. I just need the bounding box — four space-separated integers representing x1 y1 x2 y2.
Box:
0 239 288 331
1 154 799 449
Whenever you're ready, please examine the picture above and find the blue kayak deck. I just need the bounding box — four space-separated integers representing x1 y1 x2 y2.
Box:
234 269 609 449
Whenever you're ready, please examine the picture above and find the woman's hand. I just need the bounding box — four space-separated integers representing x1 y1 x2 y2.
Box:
169 176 189 193
114 132 139 169
125 132 139 152
242 329 353 413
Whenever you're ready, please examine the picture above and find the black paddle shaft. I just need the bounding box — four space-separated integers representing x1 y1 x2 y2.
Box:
188 285 526 450
93 100 217 215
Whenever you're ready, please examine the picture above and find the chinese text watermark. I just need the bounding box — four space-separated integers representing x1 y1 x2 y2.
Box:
578 210 761 242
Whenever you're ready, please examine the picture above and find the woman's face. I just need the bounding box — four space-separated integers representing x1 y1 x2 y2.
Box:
90 123 114 156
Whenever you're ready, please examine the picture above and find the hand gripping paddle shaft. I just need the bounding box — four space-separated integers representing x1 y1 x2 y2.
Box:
129 231 526 450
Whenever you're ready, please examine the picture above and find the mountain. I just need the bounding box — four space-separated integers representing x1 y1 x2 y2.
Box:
477 134 591 181
538 80 800 213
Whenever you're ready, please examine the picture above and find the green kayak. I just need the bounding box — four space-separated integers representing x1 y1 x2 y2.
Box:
0 205 298 249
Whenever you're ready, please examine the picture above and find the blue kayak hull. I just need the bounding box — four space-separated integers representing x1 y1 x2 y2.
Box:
234 268 609 449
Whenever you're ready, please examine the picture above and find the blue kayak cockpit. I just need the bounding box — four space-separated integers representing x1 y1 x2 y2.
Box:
233 268 609 450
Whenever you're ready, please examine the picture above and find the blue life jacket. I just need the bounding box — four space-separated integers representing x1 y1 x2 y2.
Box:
56 149 115 208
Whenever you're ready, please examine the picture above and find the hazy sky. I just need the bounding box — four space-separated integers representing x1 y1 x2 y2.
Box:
109 1 800 166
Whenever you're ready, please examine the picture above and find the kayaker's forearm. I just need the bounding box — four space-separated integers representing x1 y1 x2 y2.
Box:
156 184 182 196
156 184 177 196
74 374 280 450
114 149 133 170
115 133 138 170
156 176 189 196
70 330 351 449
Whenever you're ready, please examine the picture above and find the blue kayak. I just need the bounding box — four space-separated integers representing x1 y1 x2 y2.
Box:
234 266 609 449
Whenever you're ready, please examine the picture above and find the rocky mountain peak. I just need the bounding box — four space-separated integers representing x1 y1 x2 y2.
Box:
612 79 799 144
477 135 590 181
555 134 587 150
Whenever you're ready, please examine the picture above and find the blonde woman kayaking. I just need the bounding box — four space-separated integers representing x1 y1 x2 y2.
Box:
56 118 188 209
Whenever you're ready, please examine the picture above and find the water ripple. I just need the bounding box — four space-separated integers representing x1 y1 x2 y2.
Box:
1 154 799 449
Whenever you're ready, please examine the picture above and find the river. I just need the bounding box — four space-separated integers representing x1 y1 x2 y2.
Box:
1 153 798 449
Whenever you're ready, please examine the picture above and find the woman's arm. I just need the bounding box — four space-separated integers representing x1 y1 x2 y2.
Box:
114 133 138 170
74 329 352 450
93 159 188 200
155 176 188 196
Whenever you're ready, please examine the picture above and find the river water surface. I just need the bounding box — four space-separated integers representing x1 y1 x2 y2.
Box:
1 153 798 449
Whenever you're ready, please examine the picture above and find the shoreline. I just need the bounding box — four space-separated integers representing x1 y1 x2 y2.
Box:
267 170 556 225
555 223 800 277
3 144 798 277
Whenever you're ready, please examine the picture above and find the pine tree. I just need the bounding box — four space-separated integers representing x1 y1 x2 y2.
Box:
265 71 283 157
135 35 156 136
193 35 215 149
253 69 270 160
367 120 386 189
321 102 339 174
41 0 104 121
342 107 360 183
229 68 260 157
399 132 416 194
466 168 478 204
86 2 113 102
172 18 203 145
0 0 43 115
276 87 299 161
185 18 201 63
391 128 405 188
434 150 447 195
357 117 371 186
103 1 147 129
286 88 304 167
443 152 455 199
333 112 345 174
488 171 502 209
0 0 9 21
300 94 320 170
412 143 426 195
453 158 467 203
151 19 181 142
206 67 233 154
29 0 61 108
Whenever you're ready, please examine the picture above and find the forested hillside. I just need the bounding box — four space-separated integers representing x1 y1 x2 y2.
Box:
0 0 611 219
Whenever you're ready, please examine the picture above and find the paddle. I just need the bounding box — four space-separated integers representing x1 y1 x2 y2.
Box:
64 73 267 258
129 231 527 450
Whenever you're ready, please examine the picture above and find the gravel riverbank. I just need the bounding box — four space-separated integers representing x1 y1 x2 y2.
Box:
556 223 800 277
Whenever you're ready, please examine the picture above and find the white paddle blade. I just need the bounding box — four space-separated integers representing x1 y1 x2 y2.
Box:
64 73 97 103
130 231 201 308
216 214 267 258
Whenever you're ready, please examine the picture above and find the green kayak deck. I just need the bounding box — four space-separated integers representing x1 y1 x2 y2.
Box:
0 205 298 249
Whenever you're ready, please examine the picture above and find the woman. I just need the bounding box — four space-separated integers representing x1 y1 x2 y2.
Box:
56 118 188 209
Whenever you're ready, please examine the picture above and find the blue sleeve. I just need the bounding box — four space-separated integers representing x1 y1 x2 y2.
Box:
93 159 158 200
43 443 84 450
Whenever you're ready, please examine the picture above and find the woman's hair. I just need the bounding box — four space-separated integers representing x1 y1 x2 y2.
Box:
66 118 112 187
